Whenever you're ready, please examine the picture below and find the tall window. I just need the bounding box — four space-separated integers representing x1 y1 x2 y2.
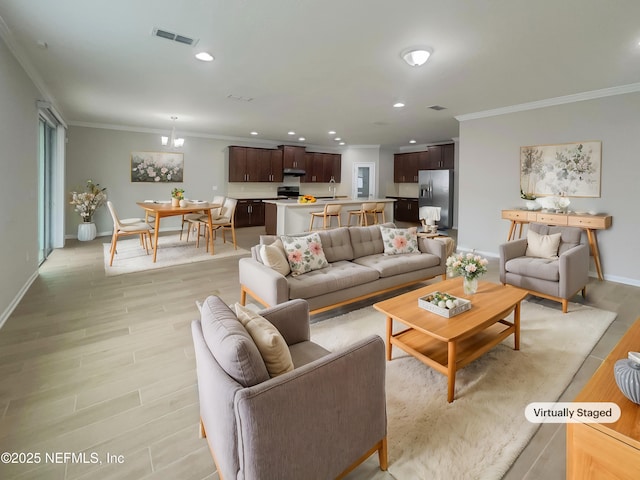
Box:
38 117 55 264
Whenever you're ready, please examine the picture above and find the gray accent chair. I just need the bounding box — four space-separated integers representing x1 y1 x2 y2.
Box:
191 296 388 480
499 223 589 313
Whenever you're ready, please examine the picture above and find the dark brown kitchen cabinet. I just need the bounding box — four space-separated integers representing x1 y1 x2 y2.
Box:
302 152 341 183
393 198 419 223
228 146 283 182
279 145 306 169
234 199 265 228
394 144 455 181
427 144 454 169
393 152 419 183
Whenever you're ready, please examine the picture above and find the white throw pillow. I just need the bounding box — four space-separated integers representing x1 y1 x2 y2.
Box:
280 232 329 275
380 226 419 255
234 303 294 378
525 230 562 258
260 239 291 276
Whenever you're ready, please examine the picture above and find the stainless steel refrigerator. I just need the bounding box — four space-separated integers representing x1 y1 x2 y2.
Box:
418 169 454 229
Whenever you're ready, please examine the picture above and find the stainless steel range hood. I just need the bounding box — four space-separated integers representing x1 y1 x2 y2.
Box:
283 168 306 177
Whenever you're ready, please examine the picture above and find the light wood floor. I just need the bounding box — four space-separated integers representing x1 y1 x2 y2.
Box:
0 226 637 480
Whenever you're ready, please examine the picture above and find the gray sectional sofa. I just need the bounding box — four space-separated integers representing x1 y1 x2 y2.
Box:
239 223 447 314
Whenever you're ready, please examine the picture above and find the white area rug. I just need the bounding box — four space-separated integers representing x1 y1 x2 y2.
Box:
103 233 249 276
310 301 616 480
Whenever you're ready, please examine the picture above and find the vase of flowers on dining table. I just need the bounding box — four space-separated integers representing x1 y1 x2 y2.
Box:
171 187 184 207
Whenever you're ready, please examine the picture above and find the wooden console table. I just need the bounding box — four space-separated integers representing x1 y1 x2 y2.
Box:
566 318 640 479
501 209 612 281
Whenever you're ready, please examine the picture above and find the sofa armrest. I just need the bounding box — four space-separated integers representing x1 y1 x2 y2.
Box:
234 335 386 480
559 243 590 298
239 257 289 307
499 238 528 282
259 299 311 345
418 237 446 263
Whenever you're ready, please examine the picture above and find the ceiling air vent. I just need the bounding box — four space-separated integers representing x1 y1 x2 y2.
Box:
152 27 198 47
428 105 447 111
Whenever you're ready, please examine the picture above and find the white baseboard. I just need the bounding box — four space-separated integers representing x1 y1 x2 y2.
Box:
0 270 39 330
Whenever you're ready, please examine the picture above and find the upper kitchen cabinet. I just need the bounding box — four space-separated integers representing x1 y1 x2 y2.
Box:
228 146 283 182
303 152 341 183
394 144 455 182
394 152 419 182
279 145 306 170
426 144 455 169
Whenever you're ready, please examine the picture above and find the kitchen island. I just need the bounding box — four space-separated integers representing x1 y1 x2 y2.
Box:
263 198 396 235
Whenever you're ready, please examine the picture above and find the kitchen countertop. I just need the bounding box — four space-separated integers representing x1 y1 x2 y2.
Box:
263 198 395 207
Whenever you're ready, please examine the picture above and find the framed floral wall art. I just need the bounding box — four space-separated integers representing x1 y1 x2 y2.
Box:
520 141 601 198
130 151 184 183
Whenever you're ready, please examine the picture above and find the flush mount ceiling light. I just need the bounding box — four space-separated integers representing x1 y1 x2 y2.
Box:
328 130 336 135
250 131 259 135
298 137 306 141
393 102 405 108
400 48 432 67
161 116 185 148
288 131 296 135
195 52 214 62
409 139 417 144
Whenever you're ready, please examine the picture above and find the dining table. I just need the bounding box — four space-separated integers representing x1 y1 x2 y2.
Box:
136 201 222 262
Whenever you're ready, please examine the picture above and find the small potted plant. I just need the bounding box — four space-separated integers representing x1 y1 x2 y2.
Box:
171 187 184 207
69 179 107 241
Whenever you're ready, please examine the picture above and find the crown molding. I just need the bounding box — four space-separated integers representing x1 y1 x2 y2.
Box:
455 82 640 122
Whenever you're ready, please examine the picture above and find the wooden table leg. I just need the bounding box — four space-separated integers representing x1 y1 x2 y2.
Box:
385 316 392 361
205 210 215 255
514 302 521 350
152 214 161 263
507 221 516 241
585 228 604 280
447 341 457 403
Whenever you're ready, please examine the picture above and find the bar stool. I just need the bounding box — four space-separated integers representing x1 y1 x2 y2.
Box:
373 202 386 224
309 204 342 230
347 202 378 226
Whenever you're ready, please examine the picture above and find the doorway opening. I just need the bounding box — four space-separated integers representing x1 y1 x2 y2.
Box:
352 162 376 199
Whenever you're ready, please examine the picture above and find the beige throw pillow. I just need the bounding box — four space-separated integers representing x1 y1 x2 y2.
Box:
234 303 294 378
525 230 562 258
260 239 291 276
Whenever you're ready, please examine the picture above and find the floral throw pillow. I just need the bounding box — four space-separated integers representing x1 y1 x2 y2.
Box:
380 226 419 255
280 233 329 275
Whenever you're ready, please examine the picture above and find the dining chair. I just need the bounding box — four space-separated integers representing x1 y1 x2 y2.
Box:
106 201 154 266
347 202 377 226
180 195 225 240
373 202 386 224
188 198 238 251
309 203 342 230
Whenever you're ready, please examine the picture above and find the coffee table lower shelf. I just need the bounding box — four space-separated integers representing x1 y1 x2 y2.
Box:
390 320 516 399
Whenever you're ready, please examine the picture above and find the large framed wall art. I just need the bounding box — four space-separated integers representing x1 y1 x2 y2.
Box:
520 141 601 198
130 151 184 183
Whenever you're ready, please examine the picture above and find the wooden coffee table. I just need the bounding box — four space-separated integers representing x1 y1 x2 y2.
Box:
373 277 528 402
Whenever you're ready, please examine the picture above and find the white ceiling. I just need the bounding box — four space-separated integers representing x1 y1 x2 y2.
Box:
1 0 639 148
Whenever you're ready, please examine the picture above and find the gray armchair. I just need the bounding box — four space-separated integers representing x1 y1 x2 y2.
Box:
191 296 387 480
499 223 589 313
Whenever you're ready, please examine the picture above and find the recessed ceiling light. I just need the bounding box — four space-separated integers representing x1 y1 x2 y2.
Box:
298 137 306 141
328 130 336 135
409 140 417 144
393 102 405 108
339 142 345 146
195 52 214 62
288 131 296 135
250 131 258 135
400 48 432 67
334 137 341 141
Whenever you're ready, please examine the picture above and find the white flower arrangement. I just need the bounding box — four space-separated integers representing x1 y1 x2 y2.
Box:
446 252 488 280
69 180 107 223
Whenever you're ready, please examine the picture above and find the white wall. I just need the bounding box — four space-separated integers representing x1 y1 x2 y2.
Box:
0 38 41 324
457 92 640 285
